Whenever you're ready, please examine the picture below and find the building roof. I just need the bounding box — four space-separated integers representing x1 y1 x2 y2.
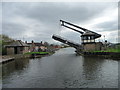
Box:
81 31 101 39
6 40 29 47
27 43 43 46
82 32 95 36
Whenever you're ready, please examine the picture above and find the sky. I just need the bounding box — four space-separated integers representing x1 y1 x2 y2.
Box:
2 2 118 44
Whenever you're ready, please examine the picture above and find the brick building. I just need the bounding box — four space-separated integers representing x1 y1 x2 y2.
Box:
26 40 47 52
6 40 29 55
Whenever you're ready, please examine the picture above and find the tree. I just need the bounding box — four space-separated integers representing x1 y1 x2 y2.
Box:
44 42 49 47
0 34 15 55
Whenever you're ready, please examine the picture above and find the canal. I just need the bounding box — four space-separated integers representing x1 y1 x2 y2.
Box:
2 47 118 88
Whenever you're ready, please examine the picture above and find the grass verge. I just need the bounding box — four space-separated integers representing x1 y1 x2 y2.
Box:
93 48 120 53
25 52 49 55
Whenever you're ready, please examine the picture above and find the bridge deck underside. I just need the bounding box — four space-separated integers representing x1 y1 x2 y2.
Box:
52 35 81 49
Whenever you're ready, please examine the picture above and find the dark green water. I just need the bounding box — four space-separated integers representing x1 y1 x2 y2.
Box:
2 47 118 88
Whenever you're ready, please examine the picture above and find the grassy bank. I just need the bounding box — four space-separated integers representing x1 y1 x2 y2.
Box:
25 52 49 55
93 45 120 53
93 48 120 53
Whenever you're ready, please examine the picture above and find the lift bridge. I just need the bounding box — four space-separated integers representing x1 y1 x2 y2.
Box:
52 35 82 50
52 20 101 52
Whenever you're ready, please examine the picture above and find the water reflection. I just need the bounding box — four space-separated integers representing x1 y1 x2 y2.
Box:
2 48 118 88
2 58 29 79
83 56 104 80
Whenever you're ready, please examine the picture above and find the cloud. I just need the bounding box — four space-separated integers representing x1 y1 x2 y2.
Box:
93 20 118 32
2 2 118 44
9 2 116 24
2 22 26 38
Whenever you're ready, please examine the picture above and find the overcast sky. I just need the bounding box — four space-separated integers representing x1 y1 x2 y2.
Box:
2 2 118 44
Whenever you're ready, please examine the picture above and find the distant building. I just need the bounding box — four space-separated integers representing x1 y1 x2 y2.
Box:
6 40 30 55
53 45 61 48
27 40 47 52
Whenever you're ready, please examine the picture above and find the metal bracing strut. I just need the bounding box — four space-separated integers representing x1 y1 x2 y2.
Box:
60 20 101 39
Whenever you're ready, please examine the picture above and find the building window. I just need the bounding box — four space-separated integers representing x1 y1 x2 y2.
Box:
20 47 24 51
91 40 94 42
84 40 87 42
83 36 87 40
81 37 84 40
87 36 90 40
91 36 94 39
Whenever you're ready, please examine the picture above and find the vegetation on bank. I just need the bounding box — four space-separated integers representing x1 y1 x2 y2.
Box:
93 45 120 53
0 34 15 55
25 52 49 55
93 49 120 53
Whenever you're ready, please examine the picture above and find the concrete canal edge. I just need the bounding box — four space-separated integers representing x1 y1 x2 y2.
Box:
0 58 14 64
82 52 120 60
0 54 31 64
0 51 56 64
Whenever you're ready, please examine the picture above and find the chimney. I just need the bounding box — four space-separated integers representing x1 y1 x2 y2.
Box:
32 40 34 44
25 41 27 44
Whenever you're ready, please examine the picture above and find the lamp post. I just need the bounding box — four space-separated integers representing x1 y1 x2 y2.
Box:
104 35 105 43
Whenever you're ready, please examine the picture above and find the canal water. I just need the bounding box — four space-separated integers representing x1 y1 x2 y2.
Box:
2 47 118 88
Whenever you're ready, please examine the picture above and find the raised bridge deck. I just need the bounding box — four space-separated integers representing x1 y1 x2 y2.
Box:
52 35 82 50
